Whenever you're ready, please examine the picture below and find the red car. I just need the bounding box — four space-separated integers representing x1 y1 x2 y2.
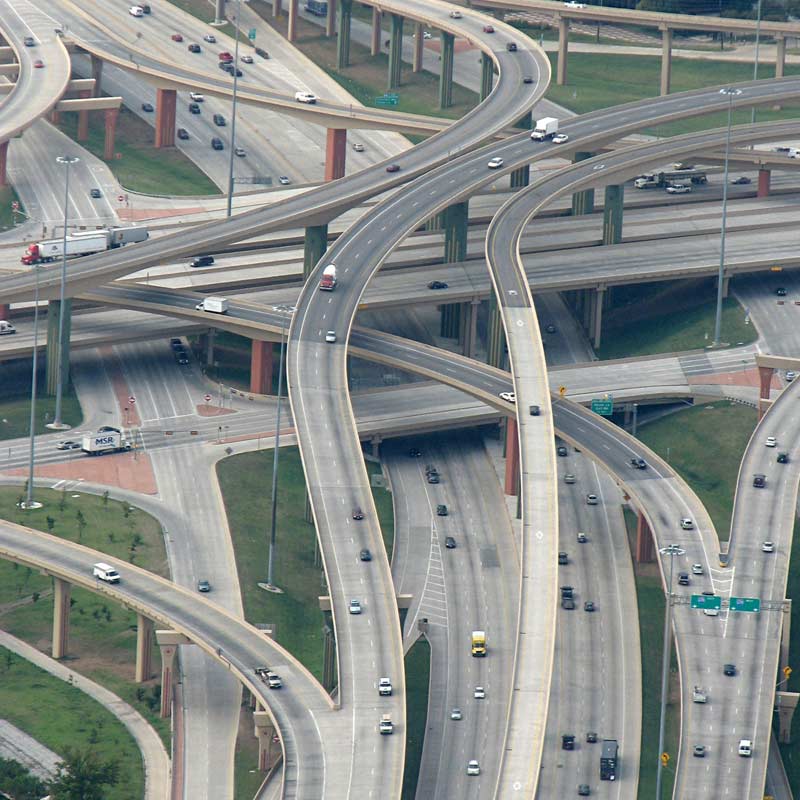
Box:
33 59 44 68
386 164 400 173
483 24 494 33
218 51 233 62
171 33 184 42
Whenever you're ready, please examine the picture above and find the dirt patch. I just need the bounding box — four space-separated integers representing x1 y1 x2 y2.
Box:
689 366 780 389
100 346 141 426
118 207 207 221
196 403 237 416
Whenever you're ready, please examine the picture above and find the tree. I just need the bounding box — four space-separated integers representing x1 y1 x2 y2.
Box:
47 748 119 800
0 756 47 800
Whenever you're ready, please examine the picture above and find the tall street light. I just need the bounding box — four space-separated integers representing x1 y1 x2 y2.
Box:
49 155 79 430
226 0 242 218
655 542 685 798
712 88 741 347
21 264 44 510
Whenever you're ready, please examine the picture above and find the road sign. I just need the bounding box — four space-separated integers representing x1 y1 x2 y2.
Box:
118 194 124 202
248 27 257 40
730 596 761 613
661 753 670 767
375 96 398 106
591 397 613 416
385 93 399 100
784 666 793 679
558 385 566 397
128 396 136 405
691 594 721 610
204 393 212 403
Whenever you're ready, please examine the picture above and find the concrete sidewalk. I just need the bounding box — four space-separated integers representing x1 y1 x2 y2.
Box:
0 630 170 800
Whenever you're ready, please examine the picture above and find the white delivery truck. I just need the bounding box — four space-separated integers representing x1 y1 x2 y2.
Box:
0 321 16 335
81 429 132 456
195 297 229 314
530 117 559 141
93 562 121 583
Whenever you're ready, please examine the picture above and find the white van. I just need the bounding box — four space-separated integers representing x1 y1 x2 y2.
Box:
93 562 120 583
0 321 15 335
129 5 144 16
738 739 752 757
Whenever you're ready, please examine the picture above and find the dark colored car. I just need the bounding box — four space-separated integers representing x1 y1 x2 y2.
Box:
545 324 557 334
408 447 421 457
176 352 189 365
171 33 183 42
578 786 590 797
724 663 737 676
778 452 789 463
352 507 364 520
141 102 154 112
189 102 201 114
678 572 690 586
506 42 517 51
523 76 533 84
428 281 448 290
630 457 647 469
753 473 766 488
584 601 595 612
255 47 269 59
23 36 35 46
197 579 211 592
177 128 189 140
436 504 448 516
170 338 183 349
386 164 400 173
211 138 224 150
213 113 226 126
558 552 568 565
586 731 598 743
560 586 574 599
445 536 456 549
529 405 540 416
359 548 372 561
562 735 575 750
427 473 440 484
191 255 215 268
90 188 102 198
562 597 575 610
731 176 751 185
557 445 568 457
777 287 787 296
188 43 201 53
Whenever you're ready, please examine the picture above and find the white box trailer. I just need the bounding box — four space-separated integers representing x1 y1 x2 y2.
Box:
195 297 229 314
81 430 132 455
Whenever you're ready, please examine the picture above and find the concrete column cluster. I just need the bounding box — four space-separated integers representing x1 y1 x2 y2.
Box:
324 128 347 181
440 201 468 339
251 339 275 395
303 223 329 277
336 0 352 68
388 14 404 90
602 184 624 245
479 53 494 101
155 88 177 149
571 152 595 215
439 32 455 109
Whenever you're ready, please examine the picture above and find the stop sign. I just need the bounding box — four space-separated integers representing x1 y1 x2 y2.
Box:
118 195 124 202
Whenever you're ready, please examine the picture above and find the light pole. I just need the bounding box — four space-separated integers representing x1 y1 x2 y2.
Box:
21 264 44 510
712 88 741 347
655 543 685 798
226 0 242 218
49 155 79 430
265 316 288 591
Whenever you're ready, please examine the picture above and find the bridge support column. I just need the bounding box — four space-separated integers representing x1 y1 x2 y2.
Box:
758 364 775 419
52 578 71 660
326 0 337 37
487 295 505 369
90 55 103 97
504 417 520 496
155 88 177 149
51 108 61 125
780 598 792 678
413 23 424 72
104 108 119 161
0 304 9 319
776 35 786 79
250 340 274 395
254 710 280 770
480 53 494 101
777 692 800 743
388 14 404 90
571 152 595 215
273 0 281 17
463 298 480 358
439 32 454 109
660 26 672 96
46 300 72 397
324 128 347 181
592 287 605 349
635 511 655 563
304 223 329 278
510 111 533 188
336 0 352 68
370 434 382 458
77 90 92 142
135 614 154 683
371 8 382 56
204 328 216 366
556 17 569 85
602 184 624 245
0 140 8 186
287 0 299 42
757 168 771 198
440 201 468 339
322 623 336 693
158 642 177 718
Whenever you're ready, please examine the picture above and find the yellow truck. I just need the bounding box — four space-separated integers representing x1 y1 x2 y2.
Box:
471 630 486 657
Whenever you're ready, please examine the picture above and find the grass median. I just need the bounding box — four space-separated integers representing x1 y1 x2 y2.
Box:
401 637 430 800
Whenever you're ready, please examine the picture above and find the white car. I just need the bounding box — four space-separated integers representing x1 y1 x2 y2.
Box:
586 494 598 505
467 760 480 776
666 183 692 194
325 330 337 343
449 10 462 18
704 606 719 617
766 436 777 447
352 142 365 152
241 54 254 63
474 686 485 699
564 1 586 6
349 598 361 614
295 91 317 104
378 677 392 696
786 371 796 382
203 33 217 43
450 708 462 720
680 517 694 530
189 92 205 102
692 564 703 575
423 31 432 39
762 541 775 552
499 391 516 403
129 5 144 16
235 146 246 157
552 132 569 144
487 157 504 169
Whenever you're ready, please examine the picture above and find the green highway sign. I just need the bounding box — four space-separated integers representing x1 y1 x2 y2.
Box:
375 97 398 106
385 93 399 100
691 594 721 610
248 28 257 40
591 396 613 416
730 596 761 613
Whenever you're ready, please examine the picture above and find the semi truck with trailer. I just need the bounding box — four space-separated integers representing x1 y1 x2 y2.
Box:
20 226 149 264
634 170 707 189
81 429 132 456
319 264 337 291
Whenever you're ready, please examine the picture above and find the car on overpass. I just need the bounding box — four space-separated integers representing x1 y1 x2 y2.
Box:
295 91 317 104
666 183 691 194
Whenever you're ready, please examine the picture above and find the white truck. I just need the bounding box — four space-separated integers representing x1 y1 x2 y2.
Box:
81 429 132 456
692 686 707 703
195 296 229 314
0 321 16 335
20 226 149 265
530 117 559 141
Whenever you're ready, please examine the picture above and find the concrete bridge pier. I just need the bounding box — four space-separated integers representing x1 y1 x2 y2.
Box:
156 630 191 719
251 340 274 395
388 14 404 90
326 0 337 37
52 577 72 659
46 300 72 397
462 298 481 358
780 599 792 678
135 614 154 683
504 417 520 496
104 108 119 160
287 0 299 42
510 111 533 188
0 304 9 319
486 295 505 370
557 16 569 85
155 88 177 149
304 223 329 278
91 55 103 97
371 8 382 56
77 90 92 141
758 364 775 419
777 692 800 743
758 169 771 197
325 128 347 181
660 25 672 96
602 184 624 245
412 24 424 72
439 32 454 109
0 140 8 186
776 35 786 79
635 511 655 562
336 0 352 68
590 286 606 349
571 152 595 215
440 201 468 339
480 53 494 101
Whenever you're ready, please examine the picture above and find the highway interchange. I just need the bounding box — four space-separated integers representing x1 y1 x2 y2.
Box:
1 0 800 798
